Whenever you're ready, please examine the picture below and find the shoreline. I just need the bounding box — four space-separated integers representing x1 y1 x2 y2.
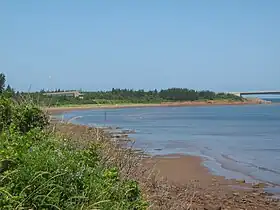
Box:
46 99 267 114
50 108 279 191
54 122 280 208
49 102 280 193
55 121 277 191
144 153 276 191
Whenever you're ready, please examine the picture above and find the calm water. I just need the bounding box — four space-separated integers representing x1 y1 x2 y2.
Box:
61 104 280 189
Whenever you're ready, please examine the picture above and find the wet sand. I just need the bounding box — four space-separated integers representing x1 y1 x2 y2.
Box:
143 154 222 186
143 154 280 209
143 154 260 189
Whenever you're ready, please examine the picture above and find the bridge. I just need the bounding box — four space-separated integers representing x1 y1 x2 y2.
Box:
229 90 280 97
44 91 83 98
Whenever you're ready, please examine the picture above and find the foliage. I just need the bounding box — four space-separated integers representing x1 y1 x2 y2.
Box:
0 134 147 209
0 97 13 132
0 72 242 107
25 88 243 107
4 85 15 98
0 73 15 98
0 73 6 93
0 88 147 209
0 98 49 134
12 102 49 134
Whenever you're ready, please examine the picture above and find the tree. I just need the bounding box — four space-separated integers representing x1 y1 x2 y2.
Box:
6 85 12 92
4 84 15 98
0 73 6 93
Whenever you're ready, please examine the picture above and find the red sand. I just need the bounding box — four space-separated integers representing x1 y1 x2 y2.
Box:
142 154 280 209
46 99 265 114
143 154 253 189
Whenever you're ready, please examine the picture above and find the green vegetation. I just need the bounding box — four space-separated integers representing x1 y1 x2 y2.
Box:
0 73 5 93
26 88 243 107
1 72 242 107
0 73 147 209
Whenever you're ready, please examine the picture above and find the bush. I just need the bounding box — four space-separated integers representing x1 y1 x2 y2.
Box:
0 97 49 134
0 131 147 209
12 103 49 134
0 97 13 132
0 95 147 209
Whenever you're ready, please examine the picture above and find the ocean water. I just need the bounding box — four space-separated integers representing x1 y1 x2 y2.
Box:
61 104 280 190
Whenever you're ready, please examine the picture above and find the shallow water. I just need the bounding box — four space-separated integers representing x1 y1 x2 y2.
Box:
61 104 280 189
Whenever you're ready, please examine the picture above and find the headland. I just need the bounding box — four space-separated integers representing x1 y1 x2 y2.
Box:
46 98 269 114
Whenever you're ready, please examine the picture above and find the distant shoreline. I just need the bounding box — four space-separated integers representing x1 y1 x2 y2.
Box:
45 99 268 114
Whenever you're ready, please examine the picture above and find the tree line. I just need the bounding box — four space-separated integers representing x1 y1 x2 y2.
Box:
83 88 241 102
30 88 242 106
0 73 243 106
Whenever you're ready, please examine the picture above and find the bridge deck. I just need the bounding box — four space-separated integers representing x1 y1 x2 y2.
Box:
229 91 280 97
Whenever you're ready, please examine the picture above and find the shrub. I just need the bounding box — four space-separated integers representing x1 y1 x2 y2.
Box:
0 131 147 209
0 97 49 134
0 95 147 210
0 97 13 132
12 103 49 134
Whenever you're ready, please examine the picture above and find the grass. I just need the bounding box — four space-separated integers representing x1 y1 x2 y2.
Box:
0 96 148 209
1 134 146 209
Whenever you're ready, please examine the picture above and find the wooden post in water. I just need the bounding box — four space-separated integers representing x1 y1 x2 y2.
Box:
104 111 107 127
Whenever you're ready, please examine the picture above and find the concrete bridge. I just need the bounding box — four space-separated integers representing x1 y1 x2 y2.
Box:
229 90 280 97
44 91 83 98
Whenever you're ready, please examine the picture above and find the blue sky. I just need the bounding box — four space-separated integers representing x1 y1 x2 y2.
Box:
1 1 279 92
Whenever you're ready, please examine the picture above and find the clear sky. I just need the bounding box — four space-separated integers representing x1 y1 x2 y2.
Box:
1 1 279 92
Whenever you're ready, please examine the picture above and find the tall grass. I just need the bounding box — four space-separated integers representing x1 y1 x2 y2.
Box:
0 96 147 209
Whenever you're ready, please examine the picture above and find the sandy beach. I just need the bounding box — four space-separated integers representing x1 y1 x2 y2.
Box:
142 154 280 209
143 154 234 187
143 153 267 191
46 99 266 114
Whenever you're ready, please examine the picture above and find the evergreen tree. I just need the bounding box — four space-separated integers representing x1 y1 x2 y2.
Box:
0 73 6 93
